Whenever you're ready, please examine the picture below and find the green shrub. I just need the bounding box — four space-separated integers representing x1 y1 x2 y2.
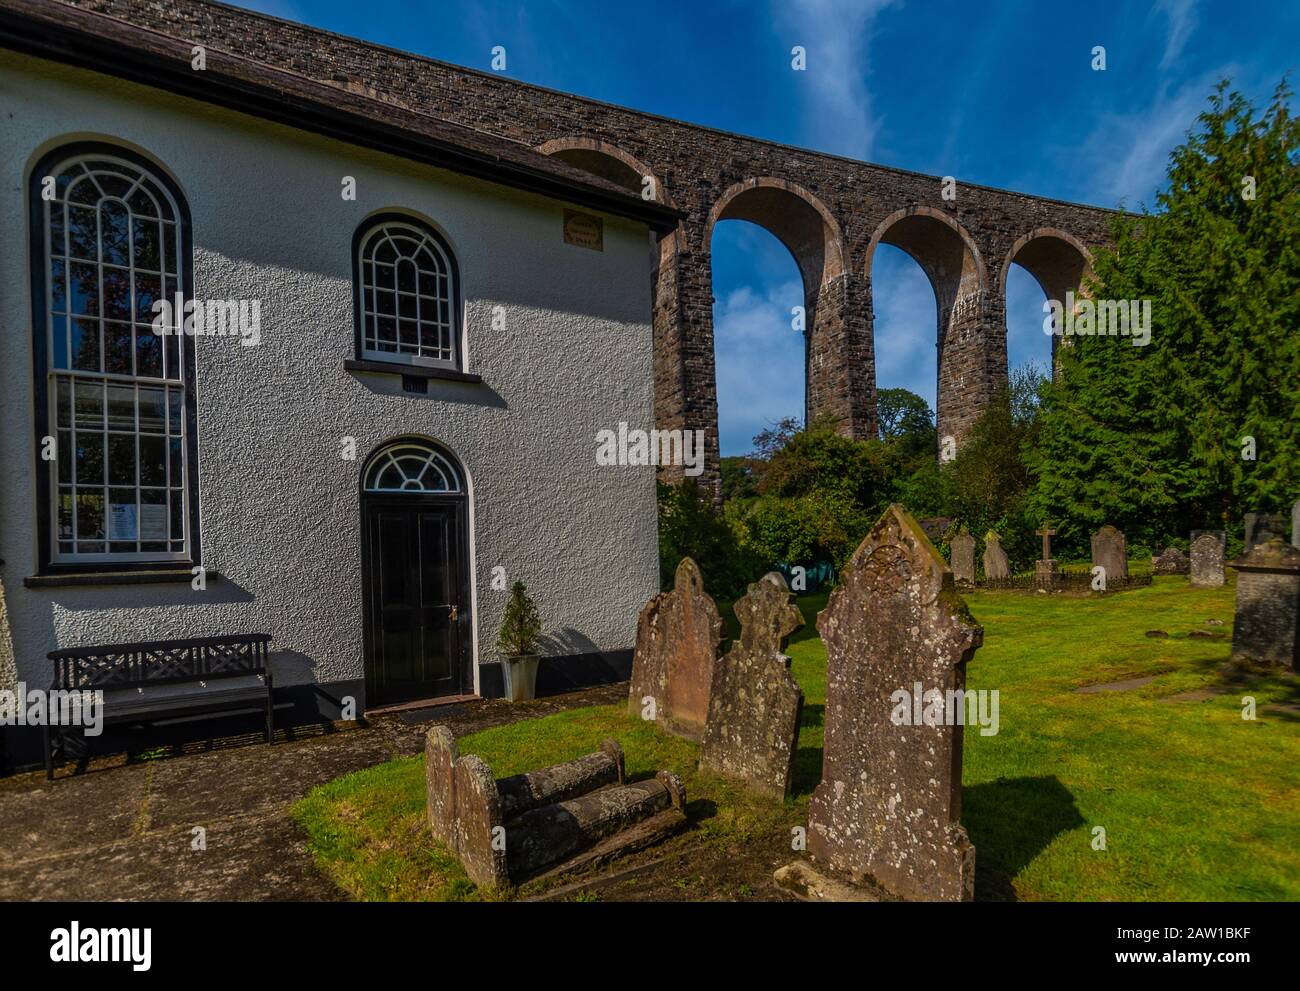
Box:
496 581 541 656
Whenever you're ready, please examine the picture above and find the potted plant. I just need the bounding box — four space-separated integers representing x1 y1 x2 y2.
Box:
497 580 542 702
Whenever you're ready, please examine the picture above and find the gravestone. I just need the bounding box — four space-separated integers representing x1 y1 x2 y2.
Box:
1228 538 1300 672
1189 531 1225 588
982 532 1010 580
1035 522 1060 588
1244 512 1286 553
1091 525 1129 582
628 557 723 740
1152 546 1190 575
699 572 805 799
428 729 686 889
806 504 982 901
949 526 976 585
1293 500 1299 548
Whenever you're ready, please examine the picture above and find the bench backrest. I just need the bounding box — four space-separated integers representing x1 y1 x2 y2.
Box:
48 634 271 691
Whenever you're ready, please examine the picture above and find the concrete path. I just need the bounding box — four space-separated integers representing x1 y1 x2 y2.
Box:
0 684 624 900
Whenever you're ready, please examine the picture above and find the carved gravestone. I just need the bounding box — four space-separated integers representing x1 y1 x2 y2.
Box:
1091 525 1129 582
1229 538 1300 671
1189 531 1225 588
700 572 805 800
628 557 723 741
1152 546 1190 575
808 504 982 901
1244 512 1286 553
982 532 1010 580
949 526 976 585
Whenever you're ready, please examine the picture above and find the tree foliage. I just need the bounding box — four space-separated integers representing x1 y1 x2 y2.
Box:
1031 80 1300 547
657 479 761 597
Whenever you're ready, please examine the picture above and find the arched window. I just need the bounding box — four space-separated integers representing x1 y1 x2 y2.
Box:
30 144 199 573
363 441 463 493
355 216 460 369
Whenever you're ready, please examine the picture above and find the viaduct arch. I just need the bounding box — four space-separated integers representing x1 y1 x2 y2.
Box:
123 1 1116 489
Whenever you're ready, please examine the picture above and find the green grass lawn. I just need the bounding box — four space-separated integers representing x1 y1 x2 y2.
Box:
292 576 1300 901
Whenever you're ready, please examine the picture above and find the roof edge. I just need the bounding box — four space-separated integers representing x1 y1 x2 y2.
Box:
0 1 686 233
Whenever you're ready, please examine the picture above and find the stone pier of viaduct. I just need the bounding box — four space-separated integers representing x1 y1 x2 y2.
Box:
73 0 1120 488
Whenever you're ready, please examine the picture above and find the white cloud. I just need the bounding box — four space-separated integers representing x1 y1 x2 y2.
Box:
870 246 937 409
1082 65 1238 208
1155 0 1200 71
774 0 899 161
713 278 805 455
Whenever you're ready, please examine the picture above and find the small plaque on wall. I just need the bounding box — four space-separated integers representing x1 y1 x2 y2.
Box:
563 209 604 251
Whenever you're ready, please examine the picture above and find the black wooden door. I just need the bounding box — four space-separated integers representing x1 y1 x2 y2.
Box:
363 499 464 706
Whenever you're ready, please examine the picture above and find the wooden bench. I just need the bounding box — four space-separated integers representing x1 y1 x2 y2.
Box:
44 633 274 780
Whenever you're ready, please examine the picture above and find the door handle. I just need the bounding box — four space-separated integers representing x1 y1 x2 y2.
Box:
448 605 459 622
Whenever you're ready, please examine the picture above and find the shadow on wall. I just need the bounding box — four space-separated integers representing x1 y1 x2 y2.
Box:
43 576 256 613
347 372 507 409
13 576 257 690
270 649 321 686
532 626 631 695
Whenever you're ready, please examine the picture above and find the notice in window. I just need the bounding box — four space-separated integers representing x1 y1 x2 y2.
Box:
563 209 603 251
108 503 137 541
139 503 169 541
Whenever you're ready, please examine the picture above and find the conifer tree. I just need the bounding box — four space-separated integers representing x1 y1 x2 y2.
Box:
1031 80 1300 544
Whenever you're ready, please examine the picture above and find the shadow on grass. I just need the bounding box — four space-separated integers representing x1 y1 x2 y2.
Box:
964 775 1084 902
791 746 824 798
686 797 719 822
789 592 831 645
1182 654 1300 705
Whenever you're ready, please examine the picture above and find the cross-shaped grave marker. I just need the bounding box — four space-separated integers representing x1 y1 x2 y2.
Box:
1036 522 1058 562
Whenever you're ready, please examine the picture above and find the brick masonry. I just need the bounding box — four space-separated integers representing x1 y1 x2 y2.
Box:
68 0 1119 487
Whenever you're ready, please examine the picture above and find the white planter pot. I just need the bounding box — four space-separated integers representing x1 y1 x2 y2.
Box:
501 654 539 702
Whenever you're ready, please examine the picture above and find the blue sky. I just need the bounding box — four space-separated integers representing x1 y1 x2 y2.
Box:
236 0 1298 454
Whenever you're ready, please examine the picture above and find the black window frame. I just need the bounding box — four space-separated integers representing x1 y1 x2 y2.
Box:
351 212 464 372
28 141 202 578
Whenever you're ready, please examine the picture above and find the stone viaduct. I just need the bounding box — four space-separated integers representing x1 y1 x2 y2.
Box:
75 0 1119 488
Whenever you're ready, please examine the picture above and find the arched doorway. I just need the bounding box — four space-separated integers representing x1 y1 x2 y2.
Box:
360 438 470 706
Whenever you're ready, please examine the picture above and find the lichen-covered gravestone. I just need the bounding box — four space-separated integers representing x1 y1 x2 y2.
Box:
628 557 723 740
1152 546 1190 575
1091 525 1129 582
1189 531 1225 588
699 572 805 800
807 504 982 901
1228 538 1300 672
982 532 1010 581
949 526 976 585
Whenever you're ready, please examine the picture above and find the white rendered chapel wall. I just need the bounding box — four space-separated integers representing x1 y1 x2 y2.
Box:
0 52 659 694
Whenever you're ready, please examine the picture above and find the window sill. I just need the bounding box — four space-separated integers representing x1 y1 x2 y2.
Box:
343 359 483 384
24 569 217 588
